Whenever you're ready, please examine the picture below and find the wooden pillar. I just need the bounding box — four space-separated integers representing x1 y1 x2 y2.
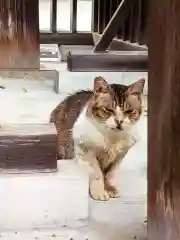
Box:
0 0 40 69
148 0 180 239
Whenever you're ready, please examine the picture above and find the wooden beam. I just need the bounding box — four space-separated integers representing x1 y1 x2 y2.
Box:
148 0 180 239
67 51 147 72
0 0 40 69
40 32 93 45
93 0 135 52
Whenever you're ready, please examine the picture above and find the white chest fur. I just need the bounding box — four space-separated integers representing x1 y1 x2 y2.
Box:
72 107 106 148
72 106 139 151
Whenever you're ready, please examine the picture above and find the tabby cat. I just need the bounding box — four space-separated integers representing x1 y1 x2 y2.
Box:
50 76 145 201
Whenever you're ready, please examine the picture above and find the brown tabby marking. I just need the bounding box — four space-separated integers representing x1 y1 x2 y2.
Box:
72 77 145 200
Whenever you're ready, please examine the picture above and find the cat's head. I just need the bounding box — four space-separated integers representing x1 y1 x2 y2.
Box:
86 76 145 131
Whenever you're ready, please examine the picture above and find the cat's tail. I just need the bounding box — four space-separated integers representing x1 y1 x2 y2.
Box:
49 109 57 123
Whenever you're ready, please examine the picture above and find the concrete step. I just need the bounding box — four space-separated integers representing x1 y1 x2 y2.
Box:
0 160 89 231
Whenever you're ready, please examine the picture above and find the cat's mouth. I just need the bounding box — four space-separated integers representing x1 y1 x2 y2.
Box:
116 125 124 131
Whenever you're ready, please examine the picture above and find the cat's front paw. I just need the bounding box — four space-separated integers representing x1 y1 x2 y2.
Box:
105 183 120 198
90 189 110 201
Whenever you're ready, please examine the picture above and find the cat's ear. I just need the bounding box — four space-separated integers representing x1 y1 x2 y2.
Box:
127 78 145 95
94 76 110 93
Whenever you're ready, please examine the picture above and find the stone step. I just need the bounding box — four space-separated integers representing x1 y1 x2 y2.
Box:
0 160 89 231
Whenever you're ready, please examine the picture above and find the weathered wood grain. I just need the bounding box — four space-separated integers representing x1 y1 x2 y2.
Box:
148 0 180 239
0 0 40 69
0 124 57 172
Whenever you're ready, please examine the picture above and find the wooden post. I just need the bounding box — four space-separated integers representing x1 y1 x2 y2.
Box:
148 0 180 239
0 0 40 69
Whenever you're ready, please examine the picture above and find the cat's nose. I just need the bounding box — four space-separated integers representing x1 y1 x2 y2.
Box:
116 120 123 126
116 120 123 130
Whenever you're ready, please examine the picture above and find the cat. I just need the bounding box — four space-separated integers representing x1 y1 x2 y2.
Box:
50 76 145 201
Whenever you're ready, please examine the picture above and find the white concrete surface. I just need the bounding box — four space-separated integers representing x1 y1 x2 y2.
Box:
0 63 147 239
0 161 89 231
0 117 147 239
0 78 65 124
0 72 147 124
41 61 148 94
56 72 148 94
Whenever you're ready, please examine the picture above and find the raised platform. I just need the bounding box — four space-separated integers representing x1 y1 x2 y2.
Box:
0 160 89 231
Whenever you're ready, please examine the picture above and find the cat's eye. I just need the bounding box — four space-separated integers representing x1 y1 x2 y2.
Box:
103 107 114 113
99 107 114 118
105 108 114 113
124 109 133 114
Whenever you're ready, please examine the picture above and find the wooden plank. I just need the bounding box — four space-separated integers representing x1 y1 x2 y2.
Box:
0 0 40 69
50 0 57 33
94 0 135 52
67 51 148 72
148 0 180 239
40 32 93 45
0 124 57 172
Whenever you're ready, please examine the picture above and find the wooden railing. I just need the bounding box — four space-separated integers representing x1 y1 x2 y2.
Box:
92 0 147 46
40 0 93 45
